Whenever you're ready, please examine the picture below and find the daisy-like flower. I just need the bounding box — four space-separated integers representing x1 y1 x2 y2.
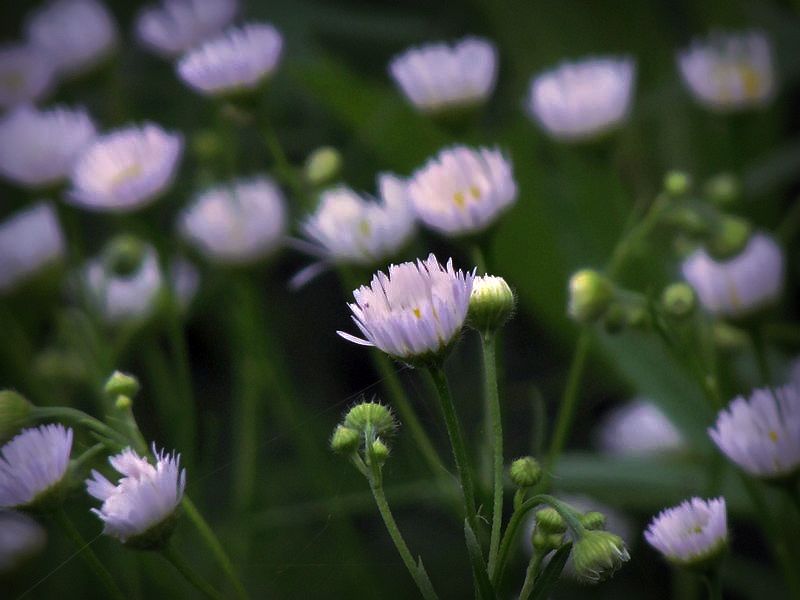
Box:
0 44 54 110
681 233 783 318
178 176 287 265
645 497 727 567
407 146 517 236
526 56 636 141
0 511 46 573
597 400 684 456
86 445 185 548
0 424 73 510
68 123 183 213
135 0 238 58
0 203 65 294
0 104 96 189
389 37 497 114
302 174 415 266
337 254 474 363
677 31 775 112
709 382 800 480
176 23 283 96
25 0 118 78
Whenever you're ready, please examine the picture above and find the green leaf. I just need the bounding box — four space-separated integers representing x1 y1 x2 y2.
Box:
463 519 497 600
530 543 572 600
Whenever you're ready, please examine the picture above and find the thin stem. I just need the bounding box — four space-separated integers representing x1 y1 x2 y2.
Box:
749 327 772 387
162 543 224 600
260 116 308 209
165 297 196 462
482 334 504 575
518 551 544 600
33 406 129 448
53 508 126 600
703 568 723 600
470 243 487 275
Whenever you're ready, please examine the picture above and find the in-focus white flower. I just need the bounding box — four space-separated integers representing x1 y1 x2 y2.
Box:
0 104 97 189
389 37 497 114
709 382 800 480
645 497 727 567
135 0 238 58
338 254 474 362
179 176 287 265
169 256 200 310
526 56 636 141
677 31 775 112
407 146 516 236
681 233 783 318
597 400 684 456
25 0 117 77
68 123 183 213
0 511 46 573
302 174 415 265
0 45 55 109
0 203 65 294
0 424 73 509
86 445 185 547
176 23 283 96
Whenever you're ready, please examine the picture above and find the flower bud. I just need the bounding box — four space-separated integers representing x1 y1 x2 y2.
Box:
704 173 739 206
468 275 515 335
568 269 614 323
532 528 564 551
535 507 567 534
191 129 222 162
104 371 140 400
115 395 132 410
0 390 33 439
711 322 749 353
661 283 696 319
706 216 751 260
580 511 607 531
343 401 396 437
330 425 360 454
664 170 691 197
509 456 542 488
571 530 630 584
304 147 342 186
104 235 147 277
370 438 390 464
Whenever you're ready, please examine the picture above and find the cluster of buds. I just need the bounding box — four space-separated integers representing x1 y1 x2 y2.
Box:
567 269 648 333
330 400 398 477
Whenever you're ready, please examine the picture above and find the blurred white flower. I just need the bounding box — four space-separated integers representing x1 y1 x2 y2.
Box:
677 30 775 112
338 254 474 362
87 445 185 546
681 233 783 318
135 0 238 58
0 104 96 189
407 146 516 236
709 382 800 480
645 497 727 566
25 0 117 77
169 256 200 310
526 56 636 141
597 400 684 456
0 424 73 509
68 123 183 213
176 23 283 96
0 44 55 109
389 37 497 114
179 176 287 265
0 511 46 573
0 203 65 294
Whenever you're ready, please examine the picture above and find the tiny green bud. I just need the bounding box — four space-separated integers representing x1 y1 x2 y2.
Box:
535 507 567 534
104 235 146 277
706 216 751 260
330 425 360 454
0 390 33 439
370 438 390 464
104 371 141 400
664 170 691 197
704 173 739 206
661 283 696 319
531 529 550 551
304 146 342 186
571 530 630 584
509 456 542 488
191 129 222 162
568 269 614 323
580 511 607 531
115 395 132 410
468 275 515 335
711 322 749 352
343 401 396 437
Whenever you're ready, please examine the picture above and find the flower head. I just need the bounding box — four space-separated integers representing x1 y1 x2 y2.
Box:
86 445 185 548
709 382 800 480
338 254 474 363
407 146 516 236
468 275 515 335
0 203 65 294
678 30 775 112
0 104 97 189
526 56 636 141
389 37 497 114
681 233 783 318
0 44 54 109
645 497 727 568
179 176 287 265
135 0 238 58
571 529 630 583
0 510 46 573
597 400 684 456
68 123 183 212
0 424 73 510
177 23 283 96
25 0 117 77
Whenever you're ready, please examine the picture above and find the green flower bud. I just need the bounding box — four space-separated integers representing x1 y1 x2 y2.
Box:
665 207 708 237
580 511 607 531
572 530 630 584
0 390 33 439
104 235 146 277
532 527 564 551
704 173 739 206
568 269 614 324
104 371 141 400
370 438 390 464
330 425 360 454
191 129 222 162
509 456 542 488
711 322 749 353
115 395 132 410
343 401 396 437
664 170 692 197
706 216 751 260
468 275 515 335
304 147 342 186
535 507 567 534
661 283 696 319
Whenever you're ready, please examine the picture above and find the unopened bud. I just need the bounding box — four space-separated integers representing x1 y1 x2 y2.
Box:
191 129 222 162
104 371 140 400
330 425 360 454
115 395 132 410
104 236 146 277
304 147 342 186
509 456 542 488
536 507 567 534
712 322 749 352
468 275 515 335
580 511 607 531
661 283 696 319
572 530 630 584
704 173 739 206
568 269 614 323
370 438 390 464
707 216 751 260
0 391 33 439
664 171 691 197
344 401 396 437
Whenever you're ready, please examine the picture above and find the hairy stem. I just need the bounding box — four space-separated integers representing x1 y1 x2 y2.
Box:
482 334 504 575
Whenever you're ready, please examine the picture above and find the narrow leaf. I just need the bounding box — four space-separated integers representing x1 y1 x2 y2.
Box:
530 543 572 600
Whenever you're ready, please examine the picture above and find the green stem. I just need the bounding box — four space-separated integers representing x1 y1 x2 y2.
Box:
33 406 128 448
260 116 308 209
53 508 126 600
482 334 504 575
162 543 224 600
165 297 196 462
703 568 723 600
470 243 488 275
518 551 544 600
749 327 772 387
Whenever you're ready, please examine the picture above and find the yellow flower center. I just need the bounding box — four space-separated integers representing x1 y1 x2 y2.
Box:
769 430 779 443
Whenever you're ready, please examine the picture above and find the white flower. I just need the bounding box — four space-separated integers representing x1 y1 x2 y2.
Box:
389 37 497 113
0 424 73 509
25 0 117 77
179 176 287 265
526 56 636 141
681 233 783 318
645 497 727 566
0 104 97 189
597 400 684 456
0 511 46 573
169 256 199 309
68 123 183 213
407 146 516 236
86 446 185 546
302 174 415 265
677 31 775 112
176 23 283 96
338 254 474 362
135 0 238 58
709 382 800 480
0 44 55 109
0 203 65 294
